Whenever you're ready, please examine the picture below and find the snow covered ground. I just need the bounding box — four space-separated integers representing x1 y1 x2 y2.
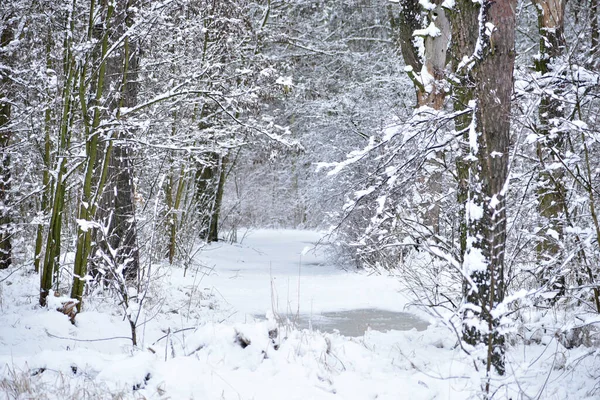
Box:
0 230 598 399
196 229 412 321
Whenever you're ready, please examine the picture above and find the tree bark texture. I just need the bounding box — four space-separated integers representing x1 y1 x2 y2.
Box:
41 4 78 305
451 0 516 377
389 0 422 73
72 0 118 309
391 0 450 109
391 0 450 238
98 2 140 281
167 164 187 264
590 0 598 52
194 152 223 243
449 0 480 263
532 0 568 299
0 25 13 270
34 29 54 274
209 156 227 243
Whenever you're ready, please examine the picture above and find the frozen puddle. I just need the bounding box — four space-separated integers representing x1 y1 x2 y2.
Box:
265 309 429 337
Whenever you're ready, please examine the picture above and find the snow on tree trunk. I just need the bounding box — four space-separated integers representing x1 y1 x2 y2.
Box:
99 2 141 282
41 5 78 306
391 0 450 238
0 24 13 270
532 0 568 300
391 0 450 109
450 0 480 263
451 0 516 378
71 0 117 310
195 152 224 243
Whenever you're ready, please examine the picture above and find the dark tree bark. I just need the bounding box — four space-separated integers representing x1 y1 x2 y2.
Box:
100 2 140 281
72 0 141 309
0 24 13 270
532 0 568 300
208 157 226 243
449 0 480 263
34 29 54 274
101 134 140 281
390 0 450 237
450 0 516 377
388 0 422 73
591 0 599 53
194 152 225 243
71 0 114 309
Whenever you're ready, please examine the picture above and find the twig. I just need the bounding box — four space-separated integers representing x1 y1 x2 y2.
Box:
152 327 197 345
0 264 26 283
45 329 133 343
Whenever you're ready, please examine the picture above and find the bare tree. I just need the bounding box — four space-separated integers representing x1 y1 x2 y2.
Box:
531 0 568 299
450 0 517 378
0 23 13 270
40 3 77 305
96 0 140 281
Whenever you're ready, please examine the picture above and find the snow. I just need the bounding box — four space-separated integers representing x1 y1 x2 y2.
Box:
418 0 437 11
1 230 599 399
196 230 408 316
467 100 479 153
572 119 588 130
75 218 100 232
464 246 487 273
484 22 495 36
418 65 436 92
489 195 499 210
275 76 293 87
546 228 560 240
318 136 378 176
441 0 455 9
413 22 441 38
465 200 483 221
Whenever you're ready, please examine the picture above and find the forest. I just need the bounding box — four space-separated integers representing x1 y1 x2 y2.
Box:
1 0 600 398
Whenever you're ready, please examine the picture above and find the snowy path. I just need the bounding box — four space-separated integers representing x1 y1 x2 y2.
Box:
197 229 410 319
0 230 596 399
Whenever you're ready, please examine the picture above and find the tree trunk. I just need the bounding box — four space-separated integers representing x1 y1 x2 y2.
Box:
389 0 422 73
532 0 568 299
390 0 450 109
72 0 142 310
101 131 140 281
100 3 140 281
194 152 222 242
391 0 450 238
71 0 116 310
35 29 54 274
167 164 187 264
449 0 480 264
41 4 77 305
0 25 14 270
451 0 516 377
208 156 227 243
592 0 599 52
